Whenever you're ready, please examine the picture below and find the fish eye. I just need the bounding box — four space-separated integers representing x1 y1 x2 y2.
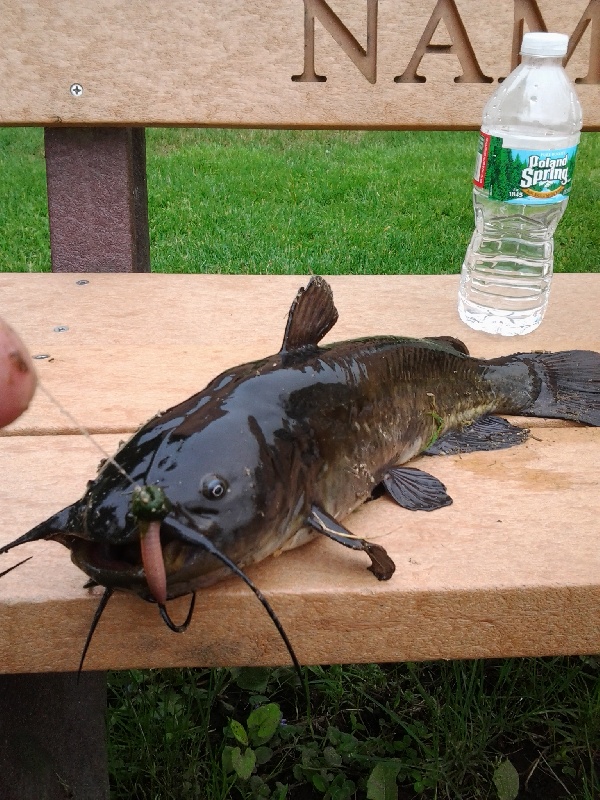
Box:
201 475 228 500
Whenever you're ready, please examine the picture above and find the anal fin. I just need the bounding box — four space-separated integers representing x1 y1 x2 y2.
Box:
307 505 395 581
424 415 529 456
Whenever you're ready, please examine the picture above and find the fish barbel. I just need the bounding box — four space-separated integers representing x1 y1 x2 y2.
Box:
2 276 600 638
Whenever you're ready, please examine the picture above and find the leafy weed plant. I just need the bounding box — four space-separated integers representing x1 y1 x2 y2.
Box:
108 658 600 799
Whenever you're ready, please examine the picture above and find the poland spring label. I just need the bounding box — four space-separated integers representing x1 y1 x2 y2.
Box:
473 132 578 204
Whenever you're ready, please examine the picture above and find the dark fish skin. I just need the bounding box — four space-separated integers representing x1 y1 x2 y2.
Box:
2 277 600 603
53 336 494 596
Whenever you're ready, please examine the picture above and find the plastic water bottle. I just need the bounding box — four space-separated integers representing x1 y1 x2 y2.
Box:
458 32 582 336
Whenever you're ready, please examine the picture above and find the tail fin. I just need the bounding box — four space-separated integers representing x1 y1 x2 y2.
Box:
519 350 600 425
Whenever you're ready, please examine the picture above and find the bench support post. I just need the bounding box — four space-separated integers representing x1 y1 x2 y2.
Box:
44 127 150 272
0 671 109 800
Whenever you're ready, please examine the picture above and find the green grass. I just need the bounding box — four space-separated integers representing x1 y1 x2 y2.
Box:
0 128 50 271
147 128 475 274
1 127 599 273
107 659 600 799
148 128 600 275
1 127 599 798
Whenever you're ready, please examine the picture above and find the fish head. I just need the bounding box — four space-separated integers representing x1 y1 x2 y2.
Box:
152 416 289 594
38 409 301 601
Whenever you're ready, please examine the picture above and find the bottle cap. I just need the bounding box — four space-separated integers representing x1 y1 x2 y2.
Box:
521 32 568 57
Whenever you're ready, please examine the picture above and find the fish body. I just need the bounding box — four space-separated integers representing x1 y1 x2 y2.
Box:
3 277 600 609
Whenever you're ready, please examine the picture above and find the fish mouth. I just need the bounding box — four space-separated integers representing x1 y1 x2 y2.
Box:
65 521 230 601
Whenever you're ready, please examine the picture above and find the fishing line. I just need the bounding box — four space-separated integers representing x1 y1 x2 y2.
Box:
37 383 190 623
37 380 137 488
33 384 178 621
35 383 264 656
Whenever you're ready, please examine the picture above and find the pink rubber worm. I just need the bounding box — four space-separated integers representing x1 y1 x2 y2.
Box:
140 520 167 605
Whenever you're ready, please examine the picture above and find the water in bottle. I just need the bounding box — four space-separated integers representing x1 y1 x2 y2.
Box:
458 32 582 336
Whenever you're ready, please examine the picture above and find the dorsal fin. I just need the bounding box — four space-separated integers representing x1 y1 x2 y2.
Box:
280 276 338 353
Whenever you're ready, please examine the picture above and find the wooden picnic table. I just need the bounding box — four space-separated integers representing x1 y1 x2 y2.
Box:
1 272 599 674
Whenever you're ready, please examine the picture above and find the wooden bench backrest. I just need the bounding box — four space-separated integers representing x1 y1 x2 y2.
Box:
1 0 600 129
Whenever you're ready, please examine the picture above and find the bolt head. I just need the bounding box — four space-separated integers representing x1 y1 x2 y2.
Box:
70 83 83 97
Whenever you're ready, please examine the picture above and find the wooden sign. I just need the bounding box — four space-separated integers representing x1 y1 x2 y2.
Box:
1 0 599 128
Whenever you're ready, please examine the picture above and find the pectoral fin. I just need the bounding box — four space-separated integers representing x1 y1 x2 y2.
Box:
307 505 395 581
382 467 452 511
424 415 528 456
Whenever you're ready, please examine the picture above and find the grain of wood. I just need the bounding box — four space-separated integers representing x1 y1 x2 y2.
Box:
0 1 598 128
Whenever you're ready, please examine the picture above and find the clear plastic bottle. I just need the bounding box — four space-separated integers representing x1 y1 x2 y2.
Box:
458 32 582 336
